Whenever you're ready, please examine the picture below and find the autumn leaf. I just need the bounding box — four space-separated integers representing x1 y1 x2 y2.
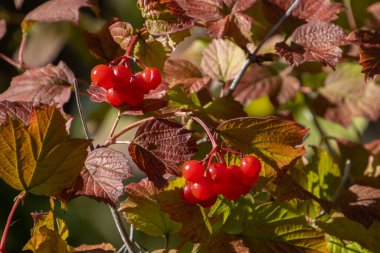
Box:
128 119 197 187
182 0 257 44
73 148 132 207
217 117 308 179
201 39 246 82
0 105 90 196
137 0 194 35
346 29 380 81
338 184 380 228
0 101 33 126
22 0 99 31
275 21 346 69
155 179 212 243
73 243 116 252
163 59 211 94
314 63 380 127
192 232 248 253
120 179 181 237
0 61 74 106
109 21 136 51
134 37 168 72
82 18 124 61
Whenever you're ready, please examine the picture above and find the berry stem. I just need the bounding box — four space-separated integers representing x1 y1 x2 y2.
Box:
107 110 122 141
0 191 26 253
18 32 27 68
221 147 243 157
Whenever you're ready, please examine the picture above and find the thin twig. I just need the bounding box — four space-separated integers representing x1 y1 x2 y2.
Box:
226 0 301 96
0 53 21 69
107 110 122 141
73 79 94 151
0 191 26 253
73 79 135 253
18 32 27 68
333 160 351 202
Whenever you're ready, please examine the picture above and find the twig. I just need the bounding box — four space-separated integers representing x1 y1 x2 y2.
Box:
0 53 21 69
226 0 301 96
18 32 27 68
333 160 351 202
73 79 135 253
0 191 26 253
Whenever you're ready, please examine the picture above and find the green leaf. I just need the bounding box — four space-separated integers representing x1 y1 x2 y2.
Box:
326 235 372 253
0 105 90 195
121 179 181 237
134 38 167 72
317 213 380 253
203 96 247 123
200 39 246 82
23 211 72 253
289 146 341 201
167 85 201 111
217 117 308 179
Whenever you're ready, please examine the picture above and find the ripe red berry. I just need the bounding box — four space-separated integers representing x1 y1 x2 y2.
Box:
91 64 115 90
208 163 228 183
220 183 244 201
191 178 213 201
123 88 144 107
181 183 198 204
141 68 161 91
240 155 262 178
182 160 205 182
199 194 217 208
132 73 150 93
113 65 131 87
106 86 127 107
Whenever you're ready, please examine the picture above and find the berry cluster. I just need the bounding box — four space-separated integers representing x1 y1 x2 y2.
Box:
181 155 262 207
90 64 161 107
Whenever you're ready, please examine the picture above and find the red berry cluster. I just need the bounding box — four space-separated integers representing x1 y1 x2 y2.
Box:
181 155 262 207
90 64 161 107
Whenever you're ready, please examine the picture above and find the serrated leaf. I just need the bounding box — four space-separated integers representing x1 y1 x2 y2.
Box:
0 101 33 126
314 63 380 127
156 186 211 243
23 211 71 253
120 178 181 237
82 18 124 61
0 19 6 40
137 0 194 35
73 148 132 207
317 213 380 253
109 21 135 51
73 243 115 253
22 0 98 31
275 22 346 69
128 119 197 187
346 30 380 81
201 39 246 82
134 38 167 72
217 117 308 179
338 185 380 228
0 61 74 106
192 232 248 253
0 105 90 195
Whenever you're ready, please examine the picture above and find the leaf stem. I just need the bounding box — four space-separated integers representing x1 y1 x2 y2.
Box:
0 53 21 69
226 0 301 96
333 160 351 202
109 207 136 253
107 110 122 141
343 0 357 30
164 234 169 250
0 191 26 253
18 32 27 68
73 79 94 151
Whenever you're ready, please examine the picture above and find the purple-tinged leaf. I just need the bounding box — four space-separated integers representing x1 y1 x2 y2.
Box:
109 21 135 51
0 101 33 126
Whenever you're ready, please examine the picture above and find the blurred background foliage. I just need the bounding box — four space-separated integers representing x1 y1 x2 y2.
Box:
1 0 380 252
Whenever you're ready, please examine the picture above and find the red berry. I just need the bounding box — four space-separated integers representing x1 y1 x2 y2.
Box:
220 183 244 201
113 65 131 87
141 68 161 91
208 163 228 183
91 64 115 90
132 73 150 93
181 183 198 204
191 178 213 201
123 88 144 107
106 86 127 107
182 160 205 182
199 194 217 208
240 155 262 178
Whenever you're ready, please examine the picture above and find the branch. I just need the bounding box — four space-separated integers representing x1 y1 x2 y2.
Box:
226 0 301 96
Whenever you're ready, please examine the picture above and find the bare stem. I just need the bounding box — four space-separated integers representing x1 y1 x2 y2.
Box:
18 32 27 68
0 53 21 69
226 0 301 96
0 191 26 253
343 0 357 30
109 207 136 253
191 117 218 148
107 110 122 141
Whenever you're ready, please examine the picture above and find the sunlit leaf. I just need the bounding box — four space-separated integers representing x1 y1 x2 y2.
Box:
120 178 181 237
128 119 197 187
0 105 90 195
73 243 115 253
0 101 33 126
134 37 167 72
0 61 74 106
109 21 136 51
326 235 371 253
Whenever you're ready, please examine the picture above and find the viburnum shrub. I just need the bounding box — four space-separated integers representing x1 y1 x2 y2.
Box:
1 0 380 252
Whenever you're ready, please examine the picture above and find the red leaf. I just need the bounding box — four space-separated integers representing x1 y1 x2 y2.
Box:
182 0 257 44
0 20 6 40
0 101 33 126
275 22 346 69
74 148 133 207
346 30 380 81
23 0 98 26
338 185 380 228
0 61 74 106
128 119 198 188
109 21 136 51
